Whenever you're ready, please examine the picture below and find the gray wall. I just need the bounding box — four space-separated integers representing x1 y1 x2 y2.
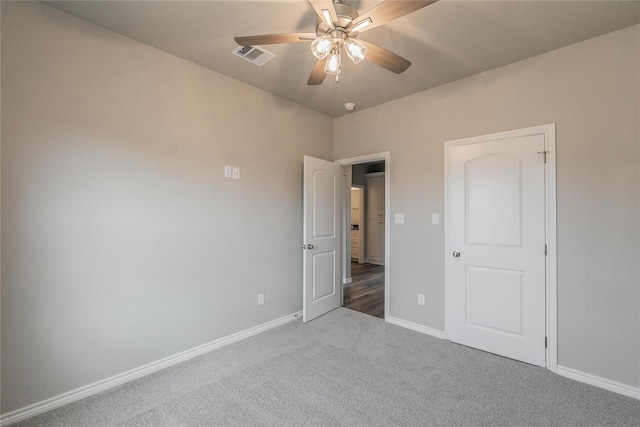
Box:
1 2 332 413
2 0 638 416
334 25 640 388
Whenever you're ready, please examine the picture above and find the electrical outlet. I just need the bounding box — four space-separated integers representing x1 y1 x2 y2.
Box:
232 167 240 180
257 293 264 306
418 294 425 306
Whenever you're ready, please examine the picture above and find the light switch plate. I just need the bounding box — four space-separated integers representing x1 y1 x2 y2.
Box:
394 213 405 224
224 165 232 178
432 213 439 225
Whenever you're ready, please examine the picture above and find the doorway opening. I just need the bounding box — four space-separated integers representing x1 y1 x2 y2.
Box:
336 153 390 320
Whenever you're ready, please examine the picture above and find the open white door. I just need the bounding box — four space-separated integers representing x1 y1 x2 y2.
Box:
446 129 547 367
303 156 342 322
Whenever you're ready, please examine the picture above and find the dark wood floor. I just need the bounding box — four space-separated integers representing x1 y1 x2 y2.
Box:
343 262 385 318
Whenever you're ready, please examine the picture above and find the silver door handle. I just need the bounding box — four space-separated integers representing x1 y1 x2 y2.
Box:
452 251 461 257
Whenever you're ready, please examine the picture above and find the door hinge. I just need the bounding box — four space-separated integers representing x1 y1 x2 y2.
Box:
537 151 548 163
545 337 548 348
545 244 548 256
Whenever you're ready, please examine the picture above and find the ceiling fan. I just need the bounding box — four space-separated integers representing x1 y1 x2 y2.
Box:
234 0 437 85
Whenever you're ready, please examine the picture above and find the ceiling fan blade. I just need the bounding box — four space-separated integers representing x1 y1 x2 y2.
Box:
234 33 316 46
360 40 411 74
307 58 328 85
351 0 437 33
308 0 338 26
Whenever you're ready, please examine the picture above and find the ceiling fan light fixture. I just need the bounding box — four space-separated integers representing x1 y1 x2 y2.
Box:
311 35 333 59
350 17 372 33
324 48 342 75
235 0 436 85
344 38 367 64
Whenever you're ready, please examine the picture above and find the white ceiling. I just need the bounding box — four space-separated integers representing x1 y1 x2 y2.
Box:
44 0 640 117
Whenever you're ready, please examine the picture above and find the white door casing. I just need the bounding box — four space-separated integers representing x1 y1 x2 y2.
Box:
335 152 391 321
303 156 342 323
445 125 556 368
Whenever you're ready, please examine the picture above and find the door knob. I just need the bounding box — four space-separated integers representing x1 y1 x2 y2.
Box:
452 251 461 257
305 244 314 250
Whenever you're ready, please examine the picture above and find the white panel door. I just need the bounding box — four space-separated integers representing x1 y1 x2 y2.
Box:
447 133 546 366
303 156 342 323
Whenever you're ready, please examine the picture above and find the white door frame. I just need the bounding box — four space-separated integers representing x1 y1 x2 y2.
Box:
336 152 391 321
444 124 557 372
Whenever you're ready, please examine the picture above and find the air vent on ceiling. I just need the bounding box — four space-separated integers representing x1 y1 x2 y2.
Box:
231 45 276 67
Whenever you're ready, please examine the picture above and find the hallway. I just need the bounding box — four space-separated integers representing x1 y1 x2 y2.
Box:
343 262 384 318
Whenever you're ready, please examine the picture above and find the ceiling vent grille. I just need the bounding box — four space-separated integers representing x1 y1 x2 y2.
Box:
231 45 276 67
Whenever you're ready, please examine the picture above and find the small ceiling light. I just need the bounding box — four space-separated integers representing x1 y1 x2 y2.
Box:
350 17 372 33
324 48 342 75
321 9 333 27
344 38 367 64
311 35 334 59
344 102 356 111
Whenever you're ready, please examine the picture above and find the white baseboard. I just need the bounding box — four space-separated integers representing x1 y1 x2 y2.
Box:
343 277 352 285
0 311 301 426
387 319 639 401
387 316 446 340
387 318 640 401
556 365 640 400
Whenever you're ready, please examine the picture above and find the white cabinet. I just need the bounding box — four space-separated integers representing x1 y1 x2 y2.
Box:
351 230 360 259
351 188 361 224
365 173 385 264
350 188 362 261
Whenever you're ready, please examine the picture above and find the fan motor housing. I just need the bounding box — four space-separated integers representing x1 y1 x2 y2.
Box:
334 2 359 28
316 2 360 37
